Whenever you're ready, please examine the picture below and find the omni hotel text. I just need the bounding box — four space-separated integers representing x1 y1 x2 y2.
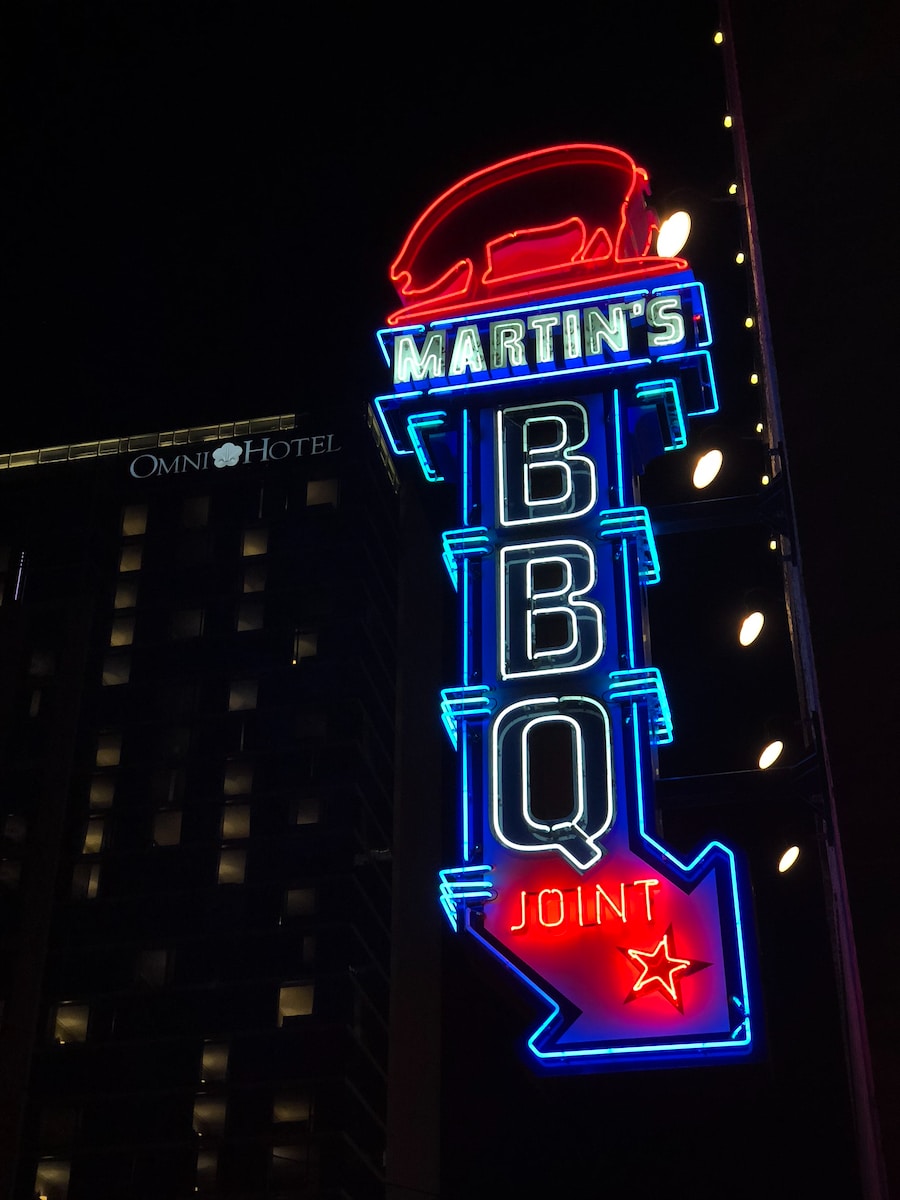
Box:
128 433 340 479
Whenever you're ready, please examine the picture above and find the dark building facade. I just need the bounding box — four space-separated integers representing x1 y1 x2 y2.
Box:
0 409 399 1199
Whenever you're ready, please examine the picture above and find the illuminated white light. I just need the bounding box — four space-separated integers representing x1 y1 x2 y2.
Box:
723 115 733 128
769 539 778 551
490 696 613 871
500 540 605 678
758 740 784 770
778 845 800 873
750 372 759 384
692 448 723 489
498 400 597 528
728 182 738 195
714 30 724 44
761 474 770 486
744 316 754 328
735 251 745 264
739 611 765 646
756 422 764 433
646 296 685 346
656 210 691 257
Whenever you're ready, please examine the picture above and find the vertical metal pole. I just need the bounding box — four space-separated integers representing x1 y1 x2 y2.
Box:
718 5 888 1196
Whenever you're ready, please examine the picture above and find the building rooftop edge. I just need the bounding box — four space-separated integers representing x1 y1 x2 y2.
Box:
0 413 298 471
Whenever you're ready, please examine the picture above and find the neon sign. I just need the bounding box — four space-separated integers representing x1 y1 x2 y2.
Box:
375 145 754 1070
386 144 687 326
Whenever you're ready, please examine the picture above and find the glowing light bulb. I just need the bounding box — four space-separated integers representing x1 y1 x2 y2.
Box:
778 846 800 873
728 182 738 195
745 316 755 328
769 538 777 551
750 372 759 384
724 115 733 128
692 448 723 489
714 31 724 44
657 210 691 257
735 251 745 264
739 611 765 646
758 740 784 770
761 474 770 486
756 422 764 434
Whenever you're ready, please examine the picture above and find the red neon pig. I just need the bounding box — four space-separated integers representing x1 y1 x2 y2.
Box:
387 144 688 327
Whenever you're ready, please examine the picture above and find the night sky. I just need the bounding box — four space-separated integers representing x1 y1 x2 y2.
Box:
6 0 899 1192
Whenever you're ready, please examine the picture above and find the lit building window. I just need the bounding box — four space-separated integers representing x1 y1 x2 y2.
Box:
88 776 114 809
52 1003 89 1044
217 848 246 885
153 810 182 846
121 504 148 537
101 652 131 686
95 733 122 767
113 579 138 609
306 478 338 507
278 983 314 1024
284 887 316 917
118 545 142 573
273 1092 311 1123
71 863 100 900
292 630 317 664
195 1149 218 1191
34 1159 71 1200
193 1095 226 1138
224 759 253 796
242 562 266 593
242 527 268 557
228 680 257 711
200 1041 229 1082
237 601 264 632
109 616 134 647
221 805 250 840
81 817 105 855
293 796 320 826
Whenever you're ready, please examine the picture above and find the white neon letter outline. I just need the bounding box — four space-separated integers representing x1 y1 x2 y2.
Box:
393 330 446 384
499 539 604 680
646 296 685 347
490 695 614 871
520 713 585 834
497 400 597 528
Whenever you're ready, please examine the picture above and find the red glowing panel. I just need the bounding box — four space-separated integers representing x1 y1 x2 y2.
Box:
482 840 732 1046
387 144 688 326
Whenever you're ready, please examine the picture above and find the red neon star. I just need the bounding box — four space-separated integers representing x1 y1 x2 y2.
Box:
619 925 710 1012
